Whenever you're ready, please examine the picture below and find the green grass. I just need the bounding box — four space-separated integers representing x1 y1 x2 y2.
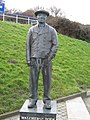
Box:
0 21 90 114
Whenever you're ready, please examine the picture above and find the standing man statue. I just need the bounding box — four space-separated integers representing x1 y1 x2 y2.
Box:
26 10 58 109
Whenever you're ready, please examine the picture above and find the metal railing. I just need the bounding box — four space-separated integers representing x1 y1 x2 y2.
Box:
0 12 37 25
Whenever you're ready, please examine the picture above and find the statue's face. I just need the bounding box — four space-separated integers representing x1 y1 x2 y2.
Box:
37 13 47 23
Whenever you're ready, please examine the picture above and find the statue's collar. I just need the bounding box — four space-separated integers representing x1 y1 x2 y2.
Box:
33 23 49 34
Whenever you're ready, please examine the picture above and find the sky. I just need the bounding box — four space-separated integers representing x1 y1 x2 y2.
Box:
5 0 90 25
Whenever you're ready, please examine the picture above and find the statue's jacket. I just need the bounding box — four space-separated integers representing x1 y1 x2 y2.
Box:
26 23 58 62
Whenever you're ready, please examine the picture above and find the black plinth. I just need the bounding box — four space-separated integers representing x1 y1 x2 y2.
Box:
19 99 57 120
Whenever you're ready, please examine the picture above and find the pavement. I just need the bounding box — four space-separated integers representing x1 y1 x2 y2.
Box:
84 96 90 114
1 90 90 120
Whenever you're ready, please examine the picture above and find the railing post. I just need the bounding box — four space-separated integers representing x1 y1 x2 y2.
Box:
16 15 18 23
28 17 29 25
3 13 5 21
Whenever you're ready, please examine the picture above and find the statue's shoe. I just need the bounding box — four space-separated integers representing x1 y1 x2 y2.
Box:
44 100 51 109
28 99 37 108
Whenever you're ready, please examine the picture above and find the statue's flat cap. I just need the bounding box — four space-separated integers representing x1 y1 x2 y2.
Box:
35 10 49 16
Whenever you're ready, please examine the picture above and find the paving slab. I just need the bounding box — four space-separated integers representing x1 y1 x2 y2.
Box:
66 97 90 120
57 102 68 120
83 97 90 114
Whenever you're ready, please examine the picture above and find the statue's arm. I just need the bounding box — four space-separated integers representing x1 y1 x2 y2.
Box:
48 28 58 60
26 29 32 65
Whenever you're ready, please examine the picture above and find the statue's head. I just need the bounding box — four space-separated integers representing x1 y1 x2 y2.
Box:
35 10 49 24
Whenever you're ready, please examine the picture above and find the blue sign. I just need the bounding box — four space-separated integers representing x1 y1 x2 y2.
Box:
0 3 5 13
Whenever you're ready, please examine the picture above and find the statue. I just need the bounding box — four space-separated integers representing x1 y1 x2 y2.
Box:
26 10 58 109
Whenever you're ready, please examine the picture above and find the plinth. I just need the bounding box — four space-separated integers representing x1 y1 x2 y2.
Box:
20 100 57 120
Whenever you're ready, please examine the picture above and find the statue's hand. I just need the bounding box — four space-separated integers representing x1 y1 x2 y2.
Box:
48 56 51 62
48 53 55 62
27 60 31 66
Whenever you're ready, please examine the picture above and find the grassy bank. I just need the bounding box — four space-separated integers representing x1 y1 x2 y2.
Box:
0 21 90 114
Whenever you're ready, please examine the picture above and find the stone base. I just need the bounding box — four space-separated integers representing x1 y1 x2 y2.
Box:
19 99 57 120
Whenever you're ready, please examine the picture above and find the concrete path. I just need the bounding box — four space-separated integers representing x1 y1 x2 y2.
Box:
84 97 90 114
66 97 90 120
2 94 90 120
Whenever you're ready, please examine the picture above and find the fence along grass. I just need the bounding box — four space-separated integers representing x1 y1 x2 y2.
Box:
0 13 37 24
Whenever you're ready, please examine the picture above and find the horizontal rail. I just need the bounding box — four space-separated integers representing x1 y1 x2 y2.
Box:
0 13 37 25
